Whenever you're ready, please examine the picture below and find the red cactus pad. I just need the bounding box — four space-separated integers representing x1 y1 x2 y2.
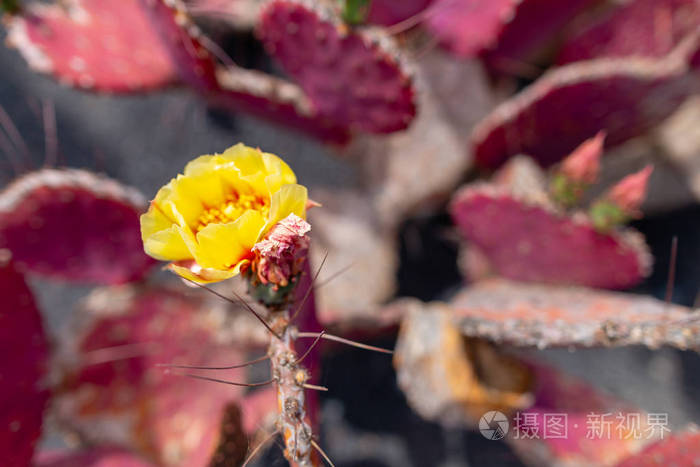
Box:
558 0 700 64
55 284 248 466
510 364 653 466
0 169 155 284
36 448 154 467
258 0 416 133
0 259 49 467
615 430 700 466
366 0 433 26
425 0 519 57
139 0 351 143
482 0 598 74
472 36 700 168
5 0 177 92
451 279 700 349
450 183 651 289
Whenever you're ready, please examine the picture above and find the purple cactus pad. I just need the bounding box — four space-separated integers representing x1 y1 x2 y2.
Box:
0 169 155 284
6 0 178 92
450 184 651 289
0 259 49 467
258 0 416 134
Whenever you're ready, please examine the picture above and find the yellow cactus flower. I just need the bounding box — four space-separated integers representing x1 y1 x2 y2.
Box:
140 143 307 283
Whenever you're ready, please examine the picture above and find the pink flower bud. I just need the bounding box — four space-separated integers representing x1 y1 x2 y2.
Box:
559 131 605 184
252 214 311 287
608 165 653 216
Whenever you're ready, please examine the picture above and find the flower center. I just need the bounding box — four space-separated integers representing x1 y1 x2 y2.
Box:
196 192 269 232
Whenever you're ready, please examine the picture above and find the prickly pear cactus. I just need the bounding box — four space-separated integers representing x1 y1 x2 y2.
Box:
258 0 416 134
0 259 49 467
450 156 653 289
558 0 700 63
472 31 700 168
425 0 518 57
5 0 177 92
0 169 155 284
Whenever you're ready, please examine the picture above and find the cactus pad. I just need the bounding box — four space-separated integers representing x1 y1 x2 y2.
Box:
140 0 351 143
394 301 534 425
0 169 155 284
450 182 651 289
393 298 654 466
366 0 433 26
5 0 177 92
258 0 416 134
451 279 700 349
558 0 700 64
510 364 654 466
35 449 153 467
472 36 700 168
425 0 519 57
54 284 250 466
615 430 700 466
482 0 598 73
0 260 49 467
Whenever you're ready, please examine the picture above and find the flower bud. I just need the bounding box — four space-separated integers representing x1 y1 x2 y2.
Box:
607 165 653 216
589 165 653 232
551 132 605 207
252 214 311 289
559 131 605 185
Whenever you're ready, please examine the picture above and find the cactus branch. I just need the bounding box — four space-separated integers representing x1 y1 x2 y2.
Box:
268 309 318 467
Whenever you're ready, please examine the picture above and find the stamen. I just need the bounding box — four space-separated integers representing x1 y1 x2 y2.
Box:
195 192 268 232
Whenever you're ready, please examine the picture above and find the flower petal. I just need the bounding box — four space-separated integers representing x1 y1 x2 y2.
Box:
268 184 308 229
194 210 266 270
173 172 225 214
262 152 296 185
143 225 192 261
168 262 245 283
221 144 265 176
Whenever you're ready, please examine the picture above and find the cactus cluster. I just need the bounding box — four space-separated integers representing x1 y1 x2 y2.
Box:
2 0 700 465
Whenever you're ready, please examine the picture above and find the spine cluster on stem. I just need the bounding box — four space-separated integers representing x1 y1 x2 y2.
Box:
268 309 316 466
